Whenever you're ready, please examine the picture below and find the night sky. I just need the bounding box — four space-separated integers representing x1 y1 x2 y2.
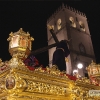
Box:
0 1 100 67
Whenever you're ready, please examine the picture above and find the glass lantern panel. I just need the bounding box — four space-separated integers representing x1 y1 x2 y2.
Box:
20 36 27 47
10 35 19 48
28 40 31 50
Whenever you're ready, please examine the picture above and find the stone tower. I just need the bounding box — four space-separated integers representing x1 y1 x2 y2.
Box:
47 3 95 77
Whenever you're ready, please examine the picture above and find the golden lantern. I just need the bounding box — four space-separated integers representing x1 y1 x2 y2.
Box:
86 60 100 85
7 28 34 59
86 60 100 78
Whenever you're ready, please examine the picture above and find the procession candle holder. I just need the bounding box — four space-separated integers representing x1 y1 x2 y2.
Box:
86 60 100 85
7 28 34 59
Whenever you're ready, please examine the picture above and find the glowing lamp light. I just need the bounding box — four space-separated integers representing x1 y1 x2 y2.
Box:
73 69 78 74
77 63 83 69
10 35 19 48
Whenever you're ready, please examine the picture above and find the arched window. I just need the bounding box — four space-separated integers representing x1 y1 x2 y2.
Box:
79 43 86 53
57 18 62 30
69 17 76 28
79 21 85 31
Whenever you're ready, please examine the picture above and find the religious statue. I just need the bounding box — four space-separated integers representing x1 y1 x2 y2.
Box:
52 40 70 71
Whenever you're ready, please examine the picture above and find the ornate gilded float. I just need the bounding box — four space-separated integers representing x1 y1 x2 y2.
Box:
0 28 100 100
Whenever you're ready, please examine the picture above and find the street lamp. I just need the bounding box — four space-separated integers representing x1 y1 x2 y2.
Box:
77 63 83 69
73 69 78 74
73 69 81 78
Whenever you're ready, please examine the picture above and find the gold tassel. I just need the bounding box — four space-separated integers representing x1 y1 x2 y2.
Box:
65 57 69 62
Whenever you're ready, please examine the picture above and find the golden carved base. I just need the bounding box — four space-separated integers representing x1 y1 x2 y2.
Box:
0 57 100 100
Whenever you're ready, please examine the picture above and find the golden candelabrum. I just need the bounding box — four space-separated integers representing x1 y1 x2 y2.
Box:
86 60 100 86
0 28 100 100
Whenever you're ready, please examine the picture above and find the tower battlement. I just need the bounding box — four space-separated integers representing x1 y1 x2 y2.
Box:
47 3 86 23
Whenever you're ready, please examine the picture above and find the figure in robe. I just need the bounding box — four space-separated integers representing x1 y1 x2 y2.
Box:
52 40 70 71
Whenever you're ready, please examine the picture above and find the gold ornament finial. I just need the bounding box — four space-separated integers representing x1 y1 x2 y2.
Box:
19 28 23 32
31 37 34 41
91 60 95 65
0 58 2 62
7 32 13 41
27 32 30 36
65 57 69 62
9 32 13 36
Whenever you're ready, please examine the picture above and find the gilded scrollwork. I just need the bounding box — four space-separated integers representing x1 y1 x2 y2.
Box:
25 80 68 96
0 78 5 93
